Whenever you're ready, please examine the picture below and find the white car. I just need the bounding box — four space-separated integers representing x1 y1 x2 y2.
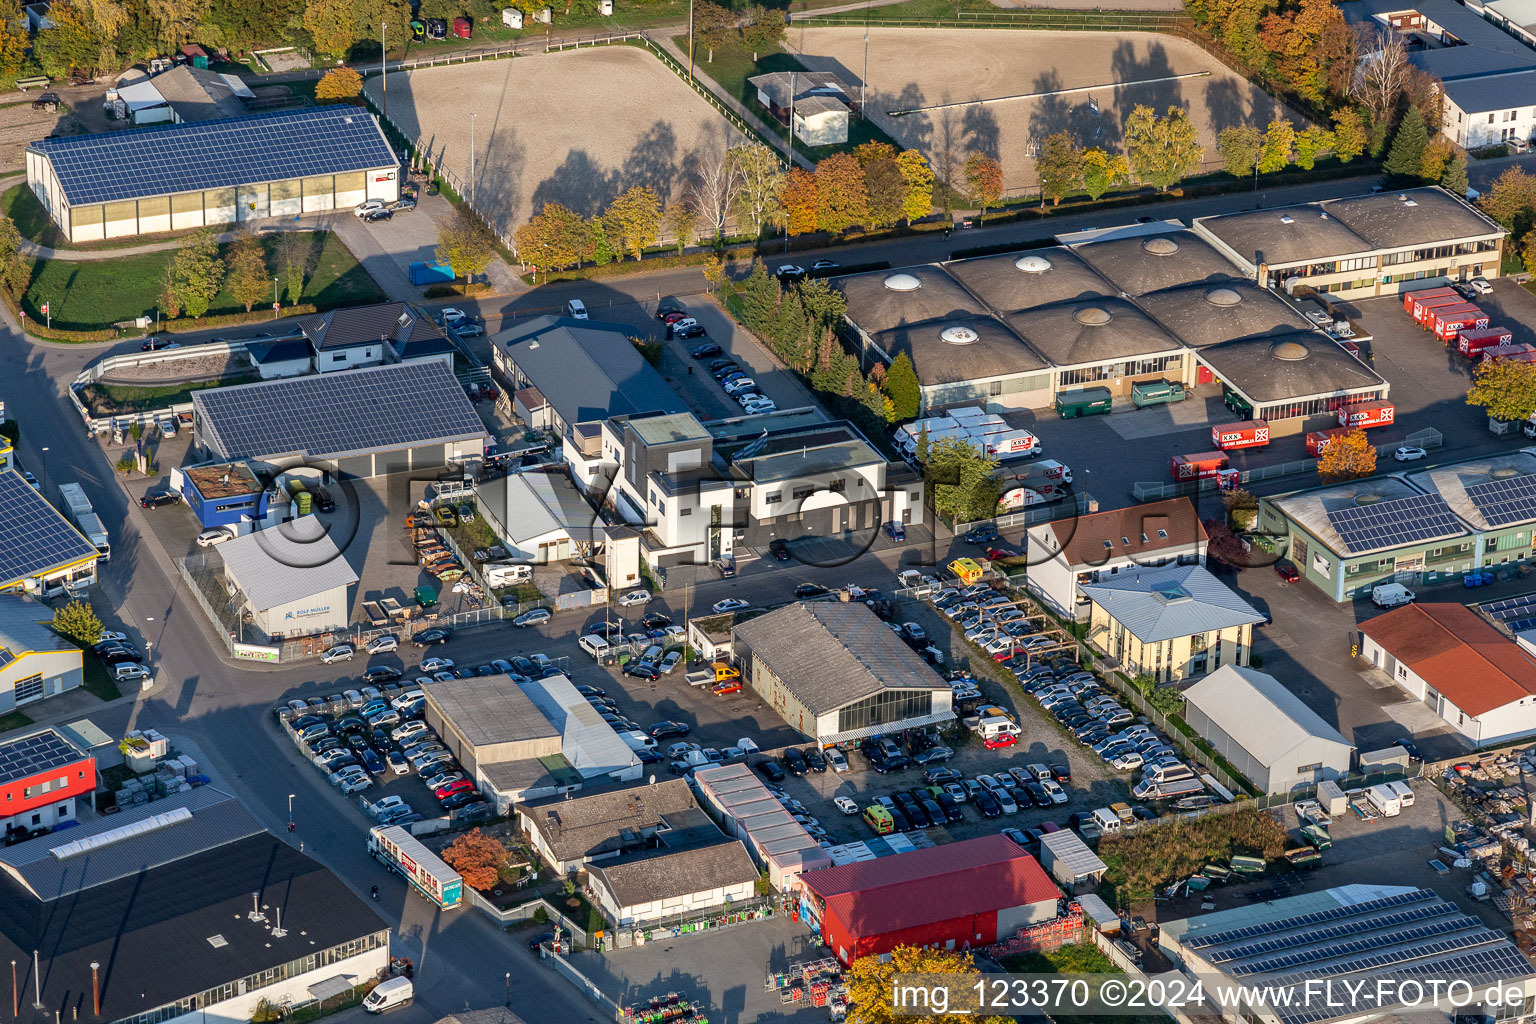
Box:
196 527 233 547
723 378 757 395
1111 751 1145 771
741 400 777 414
833 796 859 815
421 657 454 673
338 774 372 794
618 589 652 607
367 634 399 655
1040 779 1069 804
1468 277 1493 296
1394 446 1428 462
98 630 128 643
439 307 468 325
713 598 750 613
392 721 428 742
320 644 355 664
354 200 385 217
825 747 849 773
113 662 149 682
157 416 178 437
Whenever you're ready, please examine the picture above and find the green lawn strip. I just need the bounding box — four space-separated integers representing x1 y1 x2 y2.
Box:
0 711 32 734
79 656 122 701
21 231 383 331
3 183 230 252
998 945 1172 1024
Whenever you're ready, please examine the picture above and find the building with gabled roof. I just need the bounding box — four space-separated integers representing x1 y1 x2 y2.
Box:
514 777 700 874
732 601 954 743
1025 497 1207 621
218 515 359 637
0 595 84 713
1359 602 1536 746
796 834 1060 963
586 840 759 927
0 470 97 598
1082 563 1264 683
25 107 399 242
1183 665 1353 794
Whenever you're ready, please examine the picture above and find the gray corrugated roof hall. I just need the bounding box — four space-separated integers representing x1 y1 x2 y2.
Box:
733 601 949 714
218 514 359 610
492 316 688 426
1080 563 1264 643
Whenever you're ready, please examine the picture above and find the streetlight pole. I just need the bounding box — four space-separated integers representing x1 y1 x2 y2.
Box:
504 973 510 1007
38 447 47 497
288 793 295 832
862 0 869 109
143 617 153 674
272 278 279 320
688 0 694 81
470 113 477 207
381 22 387 123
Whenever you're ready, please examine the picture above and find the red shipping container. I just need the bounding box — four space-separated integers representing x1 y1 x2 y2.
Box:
1211 421 1270 450
1482 342 1536 364
1403 286 1456 315
1433 307 1491 342
1412 293 1468 324
1337 400 1395 429
1170 451 1230 481
1425 301 1480 329
1458 326 1514 357
1306 428 1351 455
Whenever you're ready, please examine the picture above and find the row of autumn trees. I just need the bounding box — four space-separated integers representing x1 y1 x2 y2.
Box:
157 229 316 319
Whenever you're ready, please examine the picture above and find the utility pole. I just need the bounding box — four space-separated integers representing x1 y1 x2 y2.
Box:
381 22 387 123
862 0 869 109
470 113 477 207
688 0 695 81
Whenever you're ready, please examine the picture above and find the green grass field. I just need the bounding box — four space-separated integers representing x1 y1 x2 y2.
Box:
20 231 384 331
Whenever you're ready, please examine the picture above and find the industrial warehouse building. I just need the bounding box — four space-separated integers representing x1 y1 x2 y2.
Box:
26 107 400 242
516 777 700 874
834 221 1391 421
0 469 98 597
694 763 831 890
1193 187 1506 299
1359 603 1536 746
1183 665 1354 794
796 834 1060 963
0 595 84 711
218 515 359 638
733 601 955 745
192 361 488 477
1261 451 1536 600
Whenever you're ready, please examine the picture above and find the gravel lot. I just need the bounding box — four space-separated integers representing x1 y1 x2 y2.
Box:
367 47 748 238
793 28 1295 194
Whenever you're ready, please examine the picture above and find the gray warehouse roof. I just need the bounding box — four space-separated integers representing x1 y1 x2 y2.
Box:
516 778 698 863
1135 282 1313 349
478 470 603 546
1196 332 1387 403
0 594 74 658
1194 204 1374 269
28 106 397 207
835 266 987 336
733 601 950 714
1323 188 1505 249
1038 829 1107 880
1080 563 1264 643
1071 230 1245 296
587 840 758 907
423 675 558 748
218 515 359 610
192 360 487 461
1184 665 1350 768
148 65 250 122
1406 451 1536 532
944 248 1115 313
1444 68 1536 112
493 316 688 426
1005 298 1184 367
872 315 1049 386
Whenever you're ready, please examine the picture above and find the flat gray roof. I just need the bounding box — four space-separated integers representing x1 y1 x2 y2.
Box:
1196 332 1386 404
629 412 710 445
424 675 558 748
1322 188 1505 249
1195 204 1374 268
218 515 359 610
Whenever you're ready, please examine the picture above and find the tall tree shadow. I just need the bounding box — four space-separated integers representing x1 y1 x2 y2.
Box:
475 122 527 239
962 104 1001 160
620 120 681 206
1027 68 1118 151
528 150 618 219
1204 76 1249 133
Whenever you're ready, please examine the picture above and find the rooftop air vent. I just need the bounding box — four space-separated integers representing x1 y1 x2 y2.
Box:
1014 254 1052 274
207 935 229 949
1206 287 1242 307
1270 340 1309 361
1142 236 1180 256
1074 306 1112 326
940 325 980 345
1280 214 1294 224
1404 200 1418 207
884 273 921 292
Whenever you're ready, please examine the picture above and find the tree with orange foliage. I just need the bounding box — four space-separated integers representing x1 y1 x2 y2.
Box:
1317 428 1377 483
440 828 507 891
1258 0 1354 104
963 153 1004 222
781 167 819 236
814 152 869 234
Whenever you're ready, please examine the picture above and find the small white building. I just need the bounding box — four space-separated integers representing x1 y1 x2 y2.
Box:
476 469 604 564
1183 665 1354 795
748 71 854 146
586 841 760 927
0 594 83 711
1026 497 1208 622
1359 602 1536 746
218 515 359 638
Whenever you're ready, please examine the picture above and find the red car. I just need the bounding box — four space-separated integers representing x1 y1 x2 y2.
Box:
712 680 742 696
984 734 1018 750
435 779 474 800
985 547 1020 561
1274 560 1301 583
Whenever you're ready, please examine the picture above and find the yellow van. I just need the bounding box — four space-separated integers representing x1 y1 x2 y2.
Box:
862 805 894 835
949 557 986 585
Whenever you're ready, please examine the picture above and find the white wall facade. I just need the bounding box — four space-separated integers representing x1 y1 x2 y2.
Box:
1361 633 1536 746
1444 95 1536 149
247 583 352 637
0 650 82 712
315 345 385 373
153 943 388 1024
593 876 757 927
1024 529 1207 622
253 356 313 380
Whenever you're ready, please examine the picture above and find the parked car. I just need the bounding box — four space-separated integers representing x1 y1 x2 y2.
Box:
713 598 750 613
139 489 179 509
757 759 786 782
513 608 552 628
768 539 791 561
363 666 402 685
1274 560 1301 583
321 644 355 664
691 342 722 358
618 589 652 607
412 627 453 646
196 527 233 547
1394 446 1428 462
366 634 398 655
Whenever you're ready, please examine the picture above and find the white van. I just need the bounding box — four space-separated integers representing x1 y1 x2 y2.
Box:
577 634 611 659
363 977 414 1014
1371 583 1416 608
1091 807 1122 836
977 716 1021 741
566 299 589 319
484 562 534 586
620 730 658 752
1146 763 1196 785
1365 783 1402 817
1386 779 1416 808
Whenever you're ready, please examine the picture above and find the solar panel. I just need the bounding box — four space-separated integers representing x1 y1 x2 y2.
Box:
1231 916 1478 975
1326 495 1464 552
0 730 83 784
1466 474 1536 527
1214 903 1459 965
1185 890 1435 949
0 471 97 587
192 361 487 462
30 107 398 207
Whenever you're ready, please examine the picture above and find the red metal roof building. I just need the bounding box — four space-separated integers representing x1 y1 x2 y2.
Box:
796 835 1061 963
0 727 94 835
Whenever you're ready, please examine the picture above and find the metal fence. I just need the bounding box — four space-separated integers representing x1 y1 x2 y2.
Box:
954 491 1097 537
1131 428 1446 502
635 35 791 168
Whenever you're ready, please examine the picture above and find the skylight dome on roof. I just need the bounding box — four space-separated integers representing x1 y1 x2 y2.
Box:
1014 255 1052 274
1270 340 1309 361
1142 237 1180 256
940 325 979 345
884 273 921 291
1206 288 1242 307
1074 306 1112 326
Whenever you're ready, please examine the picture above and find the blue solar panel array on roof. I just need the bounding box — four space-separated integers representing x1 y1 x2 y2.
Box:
29 107 398 207
0 470 96 587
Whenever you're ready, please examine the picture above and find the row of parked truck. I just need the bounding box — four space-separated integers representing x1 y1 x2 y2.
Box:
57 482 110 561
